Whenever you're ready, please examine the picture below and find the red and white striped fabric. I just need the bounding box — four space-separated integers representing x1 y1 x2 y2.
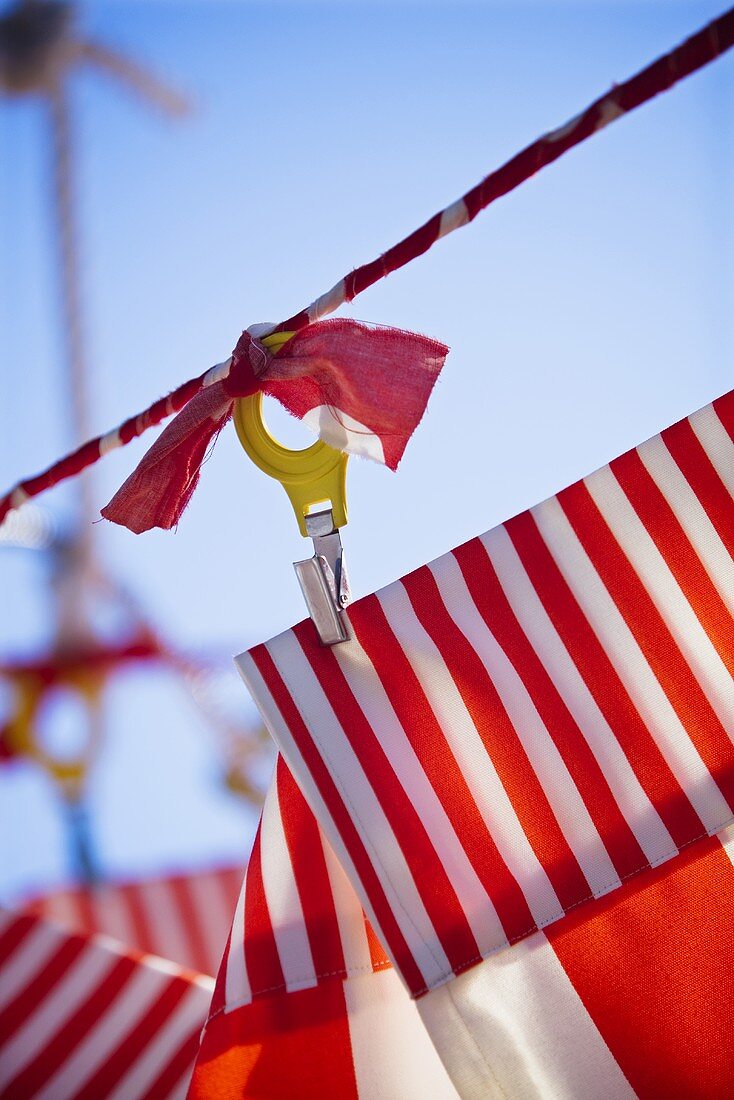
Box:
0 907 214 1098
420 822 734 1098
233 387 734 1094
25 865 244 977
190 755 457 1098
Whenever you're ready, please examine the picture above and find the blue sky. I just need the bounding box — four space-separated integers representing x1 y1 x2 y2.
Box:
1 0 732 903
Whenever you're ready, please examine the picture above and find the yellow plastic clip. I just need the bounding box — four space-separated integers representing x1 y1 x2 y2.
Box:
232 330 351 645
232 332 348 536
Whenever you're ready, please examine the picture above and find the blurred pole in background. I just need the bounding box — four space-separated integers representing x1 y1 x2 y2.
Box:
0 0 189 882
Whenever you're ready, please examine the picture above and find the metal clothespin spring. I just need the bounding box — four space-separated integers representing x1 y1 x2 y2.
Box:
293 507 351 646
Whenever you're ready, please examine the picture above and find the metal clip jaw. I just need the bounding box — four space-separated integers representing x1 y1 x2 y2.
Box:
294 508 351 646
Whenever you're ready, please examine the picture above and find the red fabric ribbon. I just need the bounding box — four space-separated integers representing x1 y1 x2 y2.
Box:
101 319 449 534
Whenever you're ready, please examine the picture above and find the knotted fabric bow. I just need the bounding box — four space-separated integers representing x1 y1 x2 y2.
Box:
101 319 449 534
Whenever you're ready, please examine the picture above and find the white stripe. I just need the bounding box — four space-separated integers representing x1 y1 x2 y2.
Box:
419 930 636 1100
321 837 374 975
34 891 85 933
379 582 564 931
532 495 732 832
265 631 452 987
300 406 386 463
689 403 734 498
224 865 251 1008
438 198 469 238
236 651 409 987
345 969 460 1100
99 429 122 456
595 97 624 131
186 871 237 977
0 944 117 1088
587 464 734 746
34 961 174 1099
91 886 137 949
335 630 506 955
637 433 734 615
546 109 584 143
431 551 621 897
105 983 207 1100
482 526 674 866
0 922 64 1010
260 777 318 993
138 879 194 970
203 357 232 387
307 278 346 323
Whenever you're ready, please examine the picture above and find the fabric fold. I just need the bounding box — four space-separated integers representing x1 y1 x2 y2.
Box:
189 755 457 1099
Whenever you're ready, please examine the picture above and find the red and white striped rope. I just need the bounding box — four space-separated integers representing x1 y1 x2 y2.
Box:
1 7 732 526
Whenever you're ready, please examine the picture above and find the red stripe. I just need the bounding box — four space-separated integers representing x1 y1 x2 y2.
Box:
350 593 536 944
505 509 704 847
119 881 158 956
559 477 734 811
75 973 193 1099
548 833 734 1098
190 982 358 1100
662 417 734 558
453 539 647 881
294 619 481 975
403 565 590 910
75 886 98 939
713 388 734 440
2 953 137 1096
0 934 85 1043
0 912 35 963
243 824 285 996
168 875 212 975
275 757 347 980
612 447 734 676
209 927 233 1018
251 644 426 994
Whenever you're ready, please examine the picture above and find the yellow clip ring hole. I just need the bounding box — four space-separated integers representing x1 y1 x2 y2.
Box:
232 332 348 537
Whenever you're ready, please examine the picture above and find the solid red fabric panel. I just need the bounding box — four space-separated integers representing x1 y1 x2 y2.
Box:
548 834 734 1098
189 982 358 1100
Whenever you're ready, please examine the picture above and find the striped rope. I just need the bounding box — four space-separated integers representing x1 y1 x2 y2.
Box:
1 7 732 526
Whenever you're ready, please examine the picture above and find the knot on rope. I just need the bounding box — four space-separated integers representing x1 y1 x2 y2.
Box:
101 320 449 534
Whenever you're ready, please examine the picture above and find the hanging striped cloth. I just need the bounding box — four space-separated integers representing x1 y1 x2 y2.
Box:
0 907 214 1098
24 865 245 978
232 386 734 1097
189 755 457 1099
